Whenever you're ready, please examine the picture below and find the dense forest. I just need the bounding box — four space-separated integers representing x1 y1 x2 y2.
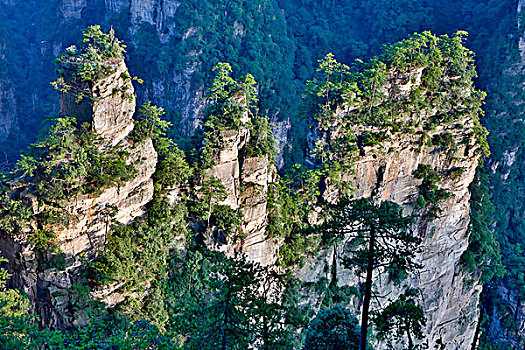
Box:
0 0 523 349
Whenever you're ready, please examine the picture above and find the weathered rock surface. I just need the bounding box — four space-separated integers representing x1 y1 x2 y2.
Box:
104 0 180 29
60 0 87 20
0 33 17 146
60 58 135 146
487 284 525 348
299 67 484 349
204 108 277 265
273 119 291 169
1 58 157 328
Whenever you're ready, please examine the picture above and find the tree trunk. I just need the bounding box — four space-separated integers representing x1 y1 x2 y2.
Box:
359 225 376 350
407 323 414 350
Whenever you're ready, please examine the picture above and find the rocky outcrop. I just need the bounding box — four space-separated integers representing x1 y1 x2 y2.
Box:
59 58 135 146
273 119 291 169
298 63 485 349
204 107 277 265
487 285 525 348
101 0 290 163
1 57 157 328
104 0 181 31
0 31 17 146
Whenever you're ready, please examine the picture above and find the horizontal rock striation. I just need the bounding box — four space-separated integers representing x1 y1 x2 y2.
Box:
1 57 157 328
300 56 485 348
204 108 277 265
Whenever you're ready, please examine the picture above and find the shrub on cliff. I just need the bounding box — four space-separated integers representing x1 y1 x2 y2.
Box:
303 305 360 350
56 25 127 82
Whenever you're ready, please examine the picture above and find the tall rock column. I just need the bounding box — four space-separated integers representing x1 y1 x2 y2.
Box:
0 55 157 329
297 34 488 349
59 58 135 146
203 95 277 265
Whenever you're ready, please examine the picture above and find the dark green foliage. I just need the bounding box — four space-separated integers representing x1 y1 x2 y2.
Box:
321 198 420 273
123 0 295 129
0 2 517 343
432 132 456 151
200 63 276 168
132 102 172 142
0 195 33 236
154 137 192 189
0 258 175 350
372 289 427 350
55 25 126 82
267 165 321 268
85 192 189 331
168 249 304 349
131 101 192 189
0 256 33 349
303 305 360 350
461 169 503 283
2 316 178 349
201 64 255 148
28 228 60 255
246 115 277 159
305 31 485 128
12 117 136 202
479 11 525 345
185 173 241 241
413 164 451 213
319 198 422 349
305 32 487 190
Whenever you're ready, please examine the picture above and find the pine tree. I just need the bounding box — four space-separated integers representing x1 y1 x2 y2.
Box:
371 288 426 349
303 305 360 350
169 249 303 349
320 198 421 350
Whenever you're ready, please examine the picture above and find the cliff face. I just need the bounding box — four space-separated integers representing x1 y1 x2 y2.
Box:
203 105 277 265
59 59 136 145
60 0 87 20
295 47 486 348
101 0 205 137
0 20 494 347
1 57 157 328
100 1 292 163
0 79 17 144
104 0 180 30
191 38 485 348
300 120 481 348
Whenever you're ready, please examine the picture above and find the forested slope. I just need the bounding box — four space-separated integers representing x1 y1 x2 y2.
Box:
0 0 522 348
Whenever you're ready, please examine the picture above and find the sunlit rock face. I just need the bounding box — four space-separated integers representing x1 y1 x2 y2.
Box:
203 105 277 266
1 57 157 329
298 65 484 349
59 58 136 146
